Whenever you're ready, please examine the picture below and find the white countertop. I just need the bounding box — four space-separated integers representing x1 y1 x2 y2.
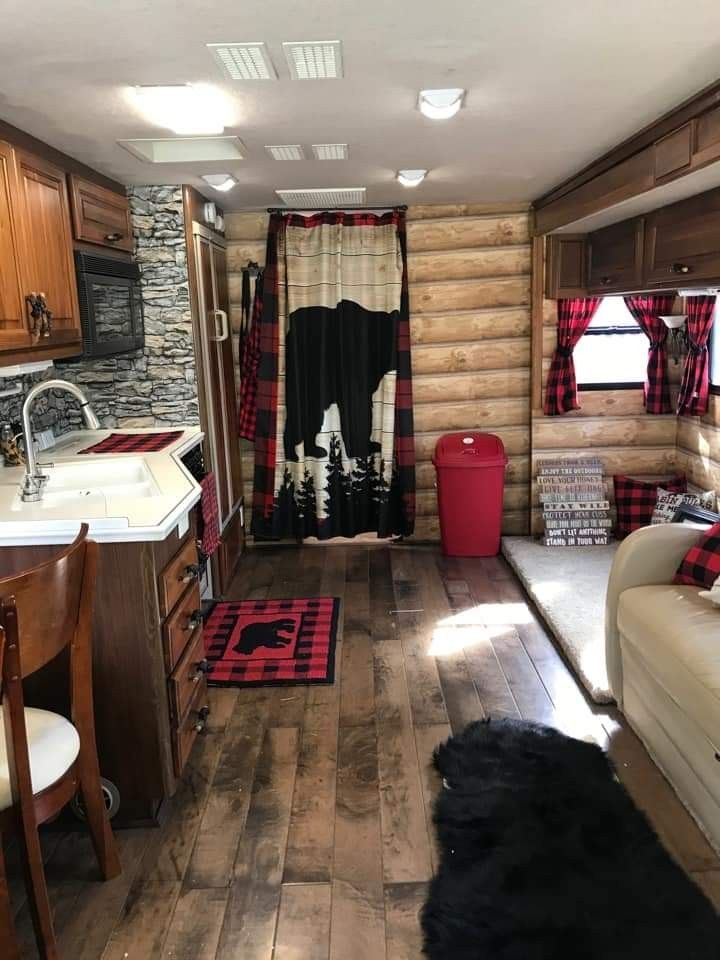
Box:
0 427 203 545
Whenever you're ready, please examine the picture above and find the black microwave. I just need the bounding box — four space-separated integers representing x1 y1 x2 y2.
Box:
71 251 144 358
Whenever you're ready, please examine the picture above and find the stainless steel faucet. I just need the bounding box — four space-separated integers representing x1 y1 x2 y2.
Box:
20 379 101 502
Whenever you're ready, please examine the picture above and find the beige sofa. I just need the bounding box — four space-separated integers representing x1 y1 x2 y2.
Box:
606 523 720 852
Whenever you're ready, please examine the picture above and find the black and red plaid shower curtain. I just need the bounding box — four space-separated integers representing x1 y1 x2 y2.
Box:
250 210 415 540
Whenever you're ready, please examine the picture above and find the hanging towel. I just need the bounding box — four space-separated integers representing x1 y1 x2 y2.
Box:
200 472 221 557
238 269 264 441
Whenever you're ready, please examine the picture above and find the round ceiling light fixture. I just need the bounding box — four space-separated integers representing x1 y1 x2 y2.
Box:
396 169 428 188
418 88 465 120
201 173 238 192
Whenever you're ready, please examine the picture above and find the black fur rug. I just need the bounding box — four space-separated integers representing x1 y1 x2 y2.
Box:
422 719 719 959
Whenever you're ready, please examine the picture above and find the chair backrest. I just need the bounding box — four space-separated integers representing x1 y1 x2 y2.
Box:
0 524 95 680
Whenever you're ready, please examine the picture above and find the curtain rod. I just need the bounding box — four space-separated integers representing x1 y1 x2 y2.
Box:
266 205 408 213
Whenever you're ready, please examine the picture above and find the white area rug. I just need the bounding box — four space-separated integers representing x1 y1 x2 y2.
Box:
502 537 619 703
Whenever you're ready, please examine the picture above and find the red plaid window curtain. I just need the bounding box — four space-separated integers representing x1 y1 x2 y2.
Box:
677 295 716 416
543 298 600 416
623 295 676 414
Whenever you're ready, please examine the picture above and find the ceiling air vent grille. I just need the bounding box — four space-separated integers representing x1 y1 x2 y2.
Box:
275 187 366 207
207 42 277 80
282 41 343 79
266 144 306 161
312 143 348 160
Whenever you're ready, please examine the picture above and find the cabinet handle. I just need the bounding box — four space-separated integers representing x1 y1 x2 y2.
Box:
180 563 200 583
185 609 203 632
191 658 211 683
600 276 612 286
104 232 123 242
670 262 691 274
194 705 210 733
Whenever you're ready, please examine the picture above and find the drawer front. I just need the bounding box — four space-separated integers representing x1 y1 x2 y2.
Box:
162 581 202 673
69 175 133 252
644 188 720 287
168 626 208 724
172 678 210 778
159 536 200 619
587 218 644 293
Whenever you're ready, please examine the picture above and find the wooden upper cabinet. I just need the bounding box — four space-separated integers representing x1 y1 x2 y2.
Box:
69 175 132 252
654 123 693 183
0 141 30 352
587 218 644 294
12 149 81 352
643 186 720 288
544 235 587 298
693 104 720 169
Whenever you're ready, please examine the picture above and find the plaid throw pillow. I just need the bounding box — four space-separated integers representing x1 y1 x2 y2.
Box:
651 487 717 525
614 474 686 539
673 522 720 589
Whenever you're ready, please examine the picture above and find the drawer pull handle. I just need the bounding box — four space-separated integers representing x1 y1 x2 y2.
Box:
185 609 203 631
180 563 200 583
191 659 211 683
670 262 691 274
194 705 210 733
600 276 612 286
104 232 123 242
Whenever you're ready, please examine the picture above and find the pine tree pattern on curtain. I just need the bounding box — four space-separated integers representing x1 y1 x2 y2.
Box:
544 298 600 416
623 294 676 414
677 295 716 416
251 210 415 540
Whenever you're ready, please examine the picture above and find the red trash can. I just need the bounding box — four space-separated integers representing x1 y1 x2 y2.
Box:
433 432 508 557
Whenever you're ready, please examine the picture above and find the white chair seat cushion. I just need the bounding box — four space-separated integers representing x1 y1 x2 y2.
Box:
0 707 80 812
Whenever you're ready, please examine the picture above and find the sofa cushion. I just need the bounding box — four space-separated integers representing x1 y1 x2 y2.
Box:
673 521 720 589
614 474 686 539
617 584 720 746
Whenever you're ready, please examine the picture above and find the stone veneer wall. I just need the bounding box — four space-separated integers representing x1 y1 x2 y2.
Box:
0 186 199 435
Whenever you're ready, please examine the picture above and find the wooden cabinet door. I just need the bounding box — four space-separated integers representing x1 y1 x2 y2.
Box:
0 141 30 353
544 235 587 298
587 218 644 293
643 187 720 288
14 149 81 351
69 174 133 252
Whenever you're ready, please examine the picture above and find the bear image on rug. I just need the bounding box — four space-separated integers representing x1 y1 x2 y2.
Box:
423 718 719 959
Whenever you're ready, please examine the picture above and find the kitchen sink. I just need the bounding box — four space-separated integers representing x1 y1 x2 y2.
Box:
10 457 161 512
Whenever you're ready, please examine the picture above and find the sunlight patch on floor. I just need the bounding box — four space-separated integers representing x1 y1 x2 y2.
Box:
436 602 534 628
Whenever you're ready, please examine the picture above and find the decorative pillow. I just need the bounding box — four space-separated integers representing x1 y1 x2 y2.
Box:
674 522 720 589
699 573 720 607
614 474 686 539
651 487 717 525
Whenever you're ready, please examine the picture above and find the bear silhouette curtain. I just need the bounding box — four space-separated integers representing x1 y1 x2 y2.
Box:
250 210 416 541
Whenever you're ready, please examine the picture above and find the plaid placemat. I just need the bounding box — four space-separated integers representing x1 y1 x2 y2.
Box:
78 431 183 455
203 597 340 687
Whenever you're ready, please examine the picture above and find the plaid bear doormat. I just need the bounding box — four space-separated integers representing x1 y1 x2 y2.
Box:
203 598 340 687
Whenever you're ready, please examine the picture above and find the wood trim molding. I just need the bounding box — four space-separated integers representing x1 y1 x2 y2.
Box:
530 235 546 414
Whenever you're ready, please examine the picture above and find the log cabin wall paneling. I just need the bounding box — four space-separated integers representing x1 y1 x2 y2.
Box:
225 203 533 539
676 397 720 495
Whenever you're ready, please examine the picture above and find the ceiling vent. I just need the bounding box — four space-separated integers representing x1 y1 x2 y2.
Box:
207 42 277 80
282 41 343 79
118 136 245 164
312 143 348 160
275 187 366 207
266 144 306 161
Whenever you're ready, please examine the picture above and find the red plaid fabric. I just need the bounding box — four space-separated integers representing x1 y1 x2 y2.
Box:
673 521 720 589
203 597 340 687
623 295 676 414
199 472 221 556
614 474 686 539
544 298 600 416
78 431 182 454
677 296 716 417
391 212 416 535
238 272 264 442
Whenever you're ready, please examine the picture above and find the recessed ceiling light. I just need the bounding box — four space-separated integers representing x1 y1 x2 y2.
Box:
312 143 348 160
131 84 230 135
276 187 366 207
206 42 277 80
266 144 306 161
397 169 427 188
418 88 465 120
201 173 238 192
118 136 245 164
283 41 343 79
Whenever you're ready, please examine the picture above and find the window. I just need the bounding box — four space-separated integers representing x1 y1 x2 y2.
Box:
574 297 647 388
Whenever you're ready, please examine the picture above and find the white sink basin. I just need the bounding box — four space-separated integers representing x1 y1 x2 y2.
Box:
10 457 161 512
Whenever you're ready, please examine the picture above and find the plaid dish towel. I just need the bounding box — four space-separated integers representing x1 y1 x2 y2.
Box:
200 472 221 557
79 431 183 455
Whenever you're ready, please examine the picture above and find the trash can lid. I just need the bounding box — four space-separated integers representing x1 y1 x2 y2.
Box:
432 432 507 467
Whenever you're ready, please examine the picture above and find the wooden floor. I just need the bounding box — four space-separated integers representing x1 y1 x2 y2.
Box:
7 543 720 958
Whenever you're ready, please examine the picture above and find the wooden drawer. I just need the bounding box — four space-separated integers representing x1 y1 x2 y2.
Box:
159 536 200 619
69 175 133 252
587 218 644 293
162 580 202 673
168 626 208 724
171 677 210 778
643 187 720 288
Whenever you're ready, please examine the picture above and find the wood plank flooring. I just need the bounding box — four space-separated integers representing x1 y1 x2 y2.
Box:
6 543 719 958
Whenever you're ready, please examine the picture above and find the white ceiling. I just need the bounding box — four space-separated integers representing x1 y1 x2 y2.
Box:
1 0 720 212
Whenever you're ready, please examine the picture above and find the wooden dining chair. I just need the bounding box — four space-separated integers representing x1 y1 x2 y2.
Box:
0 524 121 959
